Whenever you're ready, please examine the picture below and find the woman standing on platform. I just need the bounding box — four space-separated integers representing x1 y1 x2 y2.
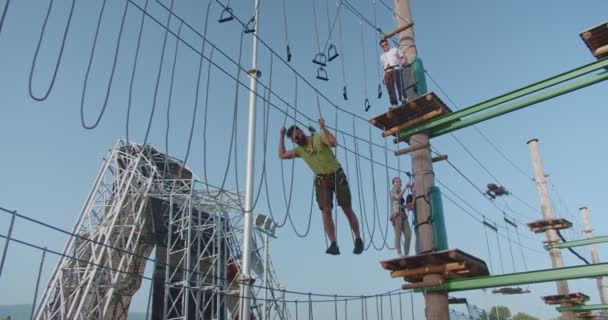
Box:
390 177 412 257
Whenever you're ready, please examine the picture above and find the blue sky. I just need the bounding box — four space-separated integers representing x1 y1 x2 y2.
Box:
1 0 607 319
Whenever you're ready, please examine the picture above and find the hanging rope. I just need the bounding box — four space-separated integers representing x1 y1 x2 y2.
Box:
79 0 129 130
493 222 505 274
371 0 383 99
0 0 10 34
281 0 291 61
163 22 184 183
359 19 371 112
482 218 494 273
336 6 347 100
311 0 322 53
28 0 76 102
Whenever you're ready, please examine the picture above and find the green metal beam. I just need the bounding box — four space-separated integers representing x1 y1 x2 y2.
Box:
416 263 608 293
396 57 608 141
556 304 608 312
545 236 608 250
429 71 608 138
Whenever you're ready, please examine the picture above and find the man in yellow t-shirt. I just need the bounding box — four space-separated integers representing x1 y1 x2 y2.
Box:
279 118 363 255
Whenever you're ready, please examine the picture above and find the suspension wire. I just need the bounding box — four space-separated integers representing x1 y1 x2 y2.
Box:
556 230 591 265
368 126 390 249
79 0 128 130
359 19 370 111
494 222 505 274
136 0 411 166
383 138 395 251
0 0 9 34
482 217 494 273
375 0 411 26
344 298 348 320
28 0 76 102
514 224 529 271
371 0 383 99
126 0 151 143
503 213 518 273
311 0 322 52
280 0 290 57
340 0 382 34
308 293 314 320
336 5 347 99
319 0 343 53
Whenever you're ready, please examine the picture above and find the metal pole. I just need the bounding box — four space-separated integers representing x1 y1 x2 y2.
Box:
240 0 261 318
0 212 16 281
579 207 608 307
263 233 269 320
30 248 47 320
527 139 575 320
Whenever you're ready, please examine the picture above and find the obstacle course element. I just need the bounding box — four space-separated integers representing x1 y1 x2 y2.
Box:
527 218 572 234
380 249 489 290
580 22 608 59
369 91 453 139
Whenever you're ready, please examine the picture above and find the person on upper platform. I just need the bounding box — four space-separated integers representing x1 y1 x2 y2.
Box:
379 39 407 109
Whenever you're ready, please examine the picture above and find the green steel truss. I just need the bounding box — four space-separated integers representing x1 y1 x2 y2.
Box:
416 263 608 293
397 58 608 141
545 236 608 250
556 304 608 312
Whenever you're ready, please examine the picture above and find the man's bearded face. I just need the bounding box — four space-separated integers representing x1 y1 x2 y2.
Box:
291 129 307 146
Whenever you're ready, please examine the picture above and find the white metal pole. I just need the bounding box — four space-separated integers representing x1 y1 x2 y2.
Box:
263 233 269 320
579 207 608 306
240 0 261 319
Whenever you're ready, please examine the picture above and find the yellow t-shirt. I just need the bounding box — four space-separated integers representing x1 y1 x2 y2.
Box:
294 133 341 175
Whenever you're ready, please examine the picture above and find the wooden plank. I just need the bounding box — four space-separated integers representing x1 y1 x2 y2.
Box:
382 22 414 40
580 22 608 59
542 292 590 305
528 218 573 234
383 109 443 137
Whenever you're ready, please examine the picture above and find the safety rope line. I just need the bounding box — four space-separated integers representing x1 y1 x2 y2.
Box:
28 0 76 102
79 0 128 130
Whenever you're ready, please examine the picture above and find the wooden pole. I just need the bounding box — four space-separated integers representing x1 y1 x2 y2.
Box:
527 139 576 320
394 0 448 318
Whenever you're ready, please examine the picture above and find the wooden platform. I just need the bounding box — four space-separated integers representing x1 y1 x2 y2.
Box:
577 312 599 319
542 292 590 305
491 287 530 295
369 92 453 139
380 249 489 284
580 22 608 59
528 218 572 234
448 297 468 304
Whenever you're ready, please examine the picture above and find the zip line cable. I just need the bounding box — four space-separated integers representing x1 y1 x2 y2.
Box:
0 0 9 34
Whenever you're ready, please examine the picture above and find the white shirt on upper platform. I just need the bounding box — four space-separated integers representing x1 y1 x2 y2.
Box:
380 47 404 71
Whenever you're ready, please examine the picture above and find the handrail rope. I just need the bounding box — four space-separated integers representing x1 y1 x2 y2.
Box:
28 0 76 102
1 207 415 302
79 0 128 130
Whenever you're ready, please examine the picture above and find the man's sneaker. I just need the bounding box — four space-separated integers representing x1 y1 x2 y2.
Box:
325 242 340 255
353 238 364 254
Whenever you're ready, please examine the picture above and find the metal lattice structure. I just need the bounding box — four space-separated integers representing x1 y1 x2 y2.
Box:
33 140 288 320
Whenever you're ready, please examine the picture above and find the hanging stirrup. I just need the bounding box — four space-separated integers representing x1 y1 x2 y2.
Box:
286 45 292 62
342 85 348 101
316 67 329 81
243 16 256 33
327 44 339 62
218 7 234 23
377 83 383 99
312 53 327 67
364 98 371 112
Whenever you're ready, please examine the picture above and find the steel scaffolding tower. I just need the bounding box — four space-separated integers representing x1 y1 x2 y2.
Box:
32 140 286 320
